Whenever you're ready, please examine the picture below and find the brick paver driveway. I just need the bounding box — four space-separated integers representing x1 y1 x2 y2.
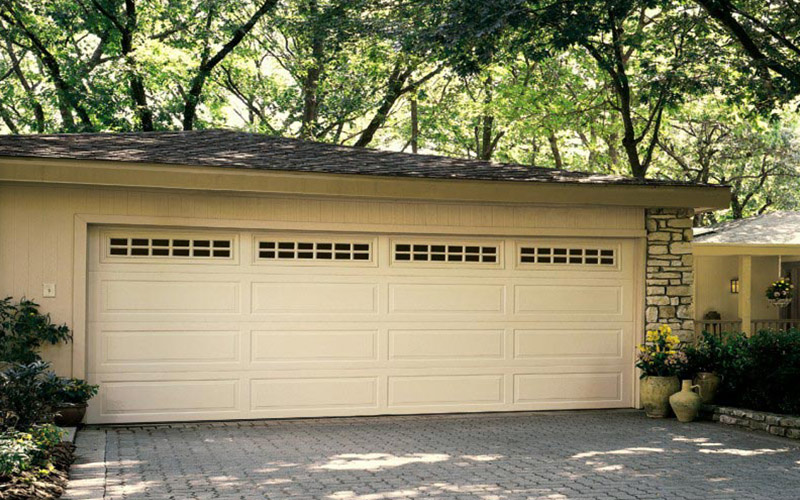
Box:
64 410 800 500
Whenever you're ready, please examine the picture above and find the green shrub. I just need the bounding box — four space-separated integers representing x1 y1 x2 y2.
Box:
684 331 725 374
0 297 71 364
54 378 99 405
0 424 63 478
0 362 63 431
715 329 800 415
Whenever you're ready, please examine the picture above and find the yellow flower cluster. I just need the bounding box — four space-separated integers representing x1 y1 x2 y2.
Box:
642 325 680 351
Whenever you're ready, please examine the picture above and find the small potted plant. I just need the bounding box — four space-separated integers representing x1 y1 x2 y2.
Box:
685 331 722 404
636 325 685 418
766 278 794 308
52 378 98 427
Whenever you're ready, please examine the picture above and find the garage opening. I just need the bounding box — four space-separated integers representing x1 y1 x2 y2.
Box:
87 227 635 423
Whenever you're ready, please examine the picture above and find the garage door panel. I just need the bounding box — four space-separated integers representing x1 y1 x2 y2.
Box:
252 282 378 314
100 279 240 314
514 372 623 404
388 329 504 361
97 379 239 415
514 283 623 314
251 329 378 362
97 328 240 368
388 375 504 407
514 328 623 360
250 377 378 410
388 283 506 314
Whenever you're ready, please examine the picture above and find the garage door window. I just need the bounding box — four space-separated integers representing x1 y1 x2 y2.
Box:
257 240 371 262
393 242 499 264
107 237 232 259
519 246 616 266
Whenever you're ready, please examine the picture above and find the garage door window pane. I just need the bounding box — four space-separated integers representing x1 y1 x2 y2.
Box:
107 237 234 259
257 240 372 262
394 242 500 265
519 246 616 267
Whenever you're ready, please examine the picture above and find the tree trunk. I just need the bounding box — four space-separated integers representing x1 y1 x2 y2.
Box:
353 64 412 147
121 0 154 131
548 132 563 169
410 94 418 153
182 0 277 130
300 0 323 140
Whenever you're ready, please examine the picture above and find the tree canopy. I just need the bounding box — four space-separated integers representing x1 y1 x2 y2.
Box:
0 0 798 222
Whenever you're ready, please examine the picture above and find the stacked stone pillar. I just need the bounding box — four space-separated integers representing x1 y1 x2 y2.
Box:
645 208 695 339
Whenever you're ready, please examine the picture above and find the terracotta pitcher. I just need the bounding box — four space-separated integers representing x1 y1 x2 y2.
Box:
669 380 702 423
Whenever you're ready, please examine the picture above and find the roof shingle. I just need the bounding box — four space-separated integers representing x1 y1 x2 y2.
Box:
0 130 714 187
694 211 800 244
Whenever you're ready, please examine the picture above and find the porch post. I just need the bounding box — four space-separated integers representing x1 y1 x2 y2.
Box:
739 255 752 336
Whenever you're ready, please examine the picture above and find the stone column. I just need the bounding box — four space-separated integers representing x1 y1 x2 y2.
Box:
645 208 695 339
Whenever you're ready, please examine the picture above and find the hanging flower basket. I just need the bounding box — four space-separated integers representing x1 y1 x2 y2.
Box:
769 298 792 308
766 278 794 308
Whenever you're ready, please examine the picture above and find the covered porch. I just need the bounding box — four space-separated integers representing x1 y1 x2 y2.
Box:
693 213 800 336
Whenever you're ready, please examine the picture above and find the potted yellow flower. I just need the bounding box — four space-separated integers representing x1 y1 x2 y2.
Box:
636 325 685 418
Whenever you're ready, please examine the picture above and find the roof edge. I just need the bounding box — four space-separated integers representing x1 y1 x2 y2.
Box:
0 156 732 210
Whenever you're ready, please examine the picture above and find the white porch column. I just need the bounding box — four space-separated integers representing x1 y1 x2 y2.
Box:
739 255 752 336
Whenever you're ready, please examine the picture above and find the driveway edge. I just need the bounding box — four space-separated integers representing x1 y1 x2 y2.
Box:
62 428 107 500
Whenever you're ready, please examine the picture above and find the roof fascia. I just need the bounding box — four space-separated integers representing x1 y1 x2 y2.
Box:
0 156 731 210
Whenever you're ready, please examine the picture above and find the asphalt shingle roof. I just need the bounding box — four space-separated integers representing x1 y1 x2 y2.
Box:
0 130 710 187
694 211 800 244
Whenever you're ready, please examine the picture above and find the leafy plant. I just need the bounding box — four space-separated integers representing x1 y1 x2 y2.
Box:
0 297 72 364
0 362 63 431
0 424 63 478
766 278 794 301
636 325 688 378
684 331 725 375
54 378 98 405
712 329 800 415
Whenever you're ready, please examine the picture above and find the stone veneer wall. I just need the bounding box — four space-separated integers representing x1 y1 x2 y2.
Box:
645 208 695 339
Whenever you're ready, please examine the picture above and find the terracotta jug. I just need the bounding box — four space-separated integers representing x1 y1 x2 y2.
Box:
694 372 720 404
640 376 680 418
669 380 702 423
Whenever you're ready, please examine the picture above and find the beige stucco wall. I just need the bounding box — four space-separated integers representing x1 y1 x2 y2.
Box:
695 254 780 321
0 181 646 378
695 255 739 319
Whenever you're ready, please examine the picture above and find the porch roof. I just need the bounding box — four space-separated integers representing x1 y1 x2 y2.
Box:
694 212 800 245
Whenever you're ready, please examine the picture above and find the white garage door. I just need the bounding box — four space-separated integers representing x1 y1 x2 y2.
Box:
86 227 636 423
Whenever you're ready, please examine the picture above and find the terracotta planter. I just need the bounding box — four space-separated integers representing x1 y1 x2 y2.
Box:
669 380 702 423
53 403 87 427
694 372 720 404
640 375 680 418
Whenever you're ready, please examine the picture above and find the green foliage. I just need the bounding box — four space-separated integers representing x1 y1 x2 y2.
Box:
684 330 725 374
54 378 99 405
0 424 63 478
0 297 72 364
766 277 794 301
711 329 800 415
0 362 62 431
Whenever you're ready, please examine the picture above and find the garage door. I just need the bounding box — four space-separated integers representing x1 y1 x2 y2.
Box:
86 227 636 423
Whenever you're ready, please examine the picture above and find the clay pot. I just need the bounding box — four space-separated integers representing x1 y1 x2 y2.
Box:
669 380 702 423
53 403 87 427
694 372 720 404
640 375 680 418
